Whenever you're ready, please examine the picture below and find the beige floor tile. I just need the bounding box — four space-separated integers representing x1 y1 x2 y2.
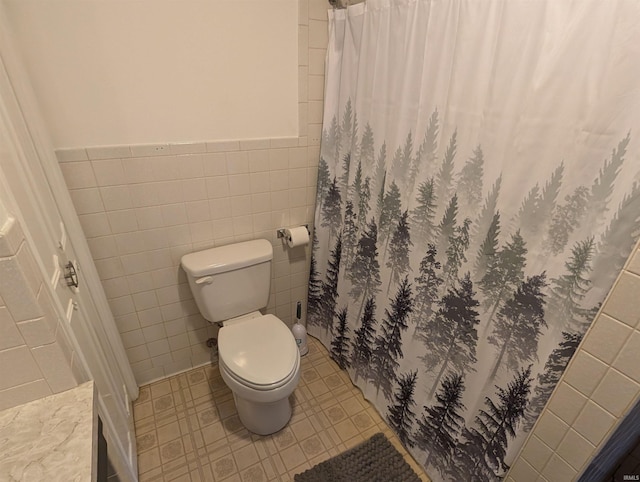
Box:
138 386 151 403
150 379 173 399
138 447 162 474
160 438 185 464
134 400 154 421
138 466 163 481
157 420 182 445
279 443 306 471
306 379 330 397
217 399 237 419
163 463 190 481
202 440 226 461
324 404 347 425
201 421 226 446
299 434 325 458
189 381 213 400
133 335 430 481
210 453 238 479
290 418 315 442
233 443 260 471
240 463 268 482
137 430 158 452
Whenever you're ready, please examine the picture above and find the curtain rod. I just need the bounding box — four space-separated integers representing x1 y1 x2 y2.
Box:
329 0 364 9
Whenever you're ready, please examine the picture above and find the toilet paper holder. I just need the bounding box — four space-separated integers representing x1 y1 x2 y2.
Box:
277 224 310 239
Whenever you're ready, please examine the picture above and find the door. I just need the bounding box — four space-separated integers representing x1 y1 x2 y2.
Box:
0 11 138 482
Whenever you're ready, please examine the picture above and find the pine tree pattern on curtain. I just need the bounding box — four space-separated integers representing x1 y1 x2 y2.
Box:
307 1 640 480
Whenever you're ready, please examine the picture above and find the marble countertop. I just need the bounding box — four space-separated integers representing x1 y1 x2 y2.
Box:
0 381 97 482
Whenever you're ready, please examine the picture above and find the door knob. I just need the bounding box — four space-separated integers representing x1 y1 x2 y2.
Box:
64 261 79 288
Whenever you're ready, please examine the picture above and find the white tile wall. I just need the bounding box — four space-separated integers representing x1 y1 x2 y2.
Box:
58 0 328 386
0 217 79 411
50 1 640 479
509 242 640 481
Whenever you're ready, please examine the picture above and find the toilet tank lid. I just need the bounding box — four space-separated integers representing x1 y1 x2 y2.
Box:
181 239 273 277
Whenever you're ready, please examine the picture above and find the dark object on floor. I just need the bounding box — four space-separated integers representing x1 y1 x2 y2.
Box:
294 432 421 482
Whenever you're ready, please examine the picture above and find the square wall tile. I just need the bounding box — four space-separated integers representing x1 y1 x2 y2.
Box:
114 313 141 333
95 257 125 281
59 161 97 189
0 346 43 391
181 179 208 202
0 217 24 258
309 48 326 76
547 382 588 426
203 153 228 176
521 435 553 472
556 429 595 471
298 26 309 65
602 272 640 328
206 177 230 199
308 0 328 21
151 157 181 182
91 159 126 186
582 314 633 365
626 248 640 276
508 459 539 482
87 236 119 260
0 256 43 322
0 380 52 412
532 411 569 450
248 150 270 172
156 180 183 204
130 184 160 208
16 317 56 348
101 186 133 211
563 351 608 397
121 329 146 349
226 152 249 174
541 454 577 482
126 345 150 364
613 331 640 383
0 306 25 350
592 368 640 417
573 400 616 446
107 210 139 234
69 188 105 214
309 19 328 49
31 342 77 393
176 154 205 179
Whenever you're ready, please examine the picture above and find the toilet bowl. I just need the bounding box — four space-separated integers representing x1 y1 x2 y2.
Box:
217 313 301 435
180 239 301 435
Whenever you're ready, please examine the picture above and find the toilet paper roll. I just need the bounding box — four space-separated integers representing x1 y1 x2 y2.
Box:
285 226 310 248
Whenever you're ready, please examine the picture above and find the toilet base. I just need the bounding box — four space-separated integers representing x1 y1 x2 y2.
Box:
233 392 292 435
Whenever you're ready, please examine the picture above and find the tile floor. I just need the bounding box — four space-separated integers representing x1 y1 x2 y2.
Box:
133 336 431 481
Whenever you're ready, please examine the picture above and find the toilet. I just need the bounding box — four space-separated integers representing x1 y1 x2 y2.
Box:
181 239 301 435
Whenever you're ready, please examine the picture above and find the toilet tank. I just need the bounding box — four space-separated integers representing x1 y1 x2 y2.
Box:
181 239 273 323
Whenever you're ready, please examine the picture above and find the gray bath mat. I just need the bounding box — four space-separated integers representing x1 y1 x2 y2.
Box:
294 432 422 482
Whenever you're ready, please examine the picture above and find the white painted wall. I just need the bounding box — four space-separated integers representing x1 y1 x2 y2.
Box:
4 0 298 148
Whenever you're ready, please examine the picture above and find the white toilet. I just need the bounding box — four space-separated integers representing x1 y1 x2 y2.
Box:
181 239 301 435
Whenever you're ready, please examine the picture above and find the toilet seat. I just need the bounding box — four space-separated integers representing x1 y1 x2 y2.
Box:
220 355 299 391
218 314 299 389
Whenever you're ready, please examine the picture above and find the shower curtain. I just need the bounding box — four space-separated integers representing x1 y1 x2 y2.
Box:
307 0 640 480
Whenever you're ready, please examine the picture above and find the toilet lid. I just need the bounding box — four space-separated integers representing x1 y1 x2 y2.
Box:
218 314 299 386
